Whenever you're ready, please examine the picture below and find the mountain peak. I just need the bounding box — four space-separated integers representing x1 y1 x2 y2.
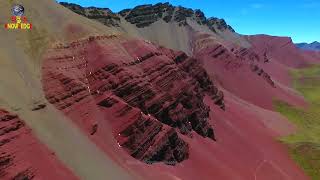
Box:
60 2 235 32
118 2 234 31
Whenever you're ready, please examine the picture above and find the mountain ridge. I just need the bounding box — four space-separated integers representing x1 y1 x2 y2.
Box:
296 41 320 51
59 1 249 55
59 2 235 32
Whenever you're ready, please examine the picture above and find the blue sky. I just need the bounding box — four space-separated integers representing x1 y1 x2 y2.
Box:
57 0 320 43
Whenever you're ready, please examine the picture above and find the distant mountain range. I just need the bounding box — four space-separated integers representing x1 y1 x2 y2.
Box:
296 41 320 51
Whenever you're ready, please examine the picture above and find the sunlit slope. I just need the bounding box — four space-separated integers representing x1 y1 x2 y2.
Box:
0 0 120 109
0 0 134 179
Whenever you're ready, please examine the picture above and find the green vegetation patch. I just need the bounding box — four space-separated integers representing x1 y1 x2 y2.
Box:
274 65 320 179
291 65 320 104
289 142 320 179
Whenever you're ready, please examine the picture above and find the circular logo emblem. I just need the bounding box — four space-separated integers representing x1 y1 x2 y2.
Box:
12 4 25 16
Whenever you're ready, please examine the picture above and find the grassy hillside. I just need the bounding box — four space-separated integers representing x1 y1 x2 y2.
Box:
275 65 320 179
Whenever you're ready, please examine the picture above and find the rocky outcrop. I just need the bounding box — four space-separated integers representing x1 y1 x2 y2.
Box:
160 48 225 110
60 2 121 27
207 17 235 32
120 3 174 28
173 6 194 26
112 109 189 165
42 36 225 165
119 3 198 27
118 3 235 30
250 65 276 87
61 2 235 32
194 9 207 25
0 110 77 180
60 2 86 16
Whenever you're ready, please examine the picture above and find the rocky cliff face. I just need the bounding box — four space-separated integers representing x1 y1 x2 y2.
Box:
42 35 224 165
118 3 234 31
60 2 121 27
119 3 175 27
250 64 275 87
207 17 235 32
60 2 235 32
